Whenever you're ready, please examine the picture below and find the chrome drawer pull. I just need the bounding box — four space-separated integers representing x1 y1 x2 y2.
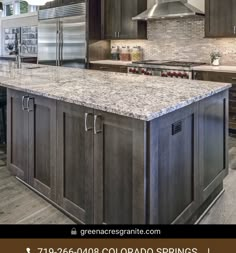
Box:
22 96 29 111
27 97 34 112
94 115 102 135
85 113 93 132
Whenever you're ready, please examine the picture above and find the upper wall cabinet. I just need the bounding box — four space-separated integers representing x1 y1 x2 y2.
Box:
205 0 236 37
101 0 147 40
39 0 59 9
39 0 82 9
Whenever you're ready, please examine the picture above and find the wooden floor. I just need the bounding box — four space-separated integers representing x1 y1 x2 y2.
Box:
0 137 236 224
0 159 75 224
200 136 236 224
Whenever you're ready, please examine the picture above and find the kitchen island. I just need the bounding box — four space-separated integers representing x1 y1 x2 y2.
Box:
0 61 231 224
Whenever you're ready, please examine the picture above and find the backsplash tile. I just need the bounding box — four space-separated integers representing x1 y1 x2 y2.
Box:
111 17 236 65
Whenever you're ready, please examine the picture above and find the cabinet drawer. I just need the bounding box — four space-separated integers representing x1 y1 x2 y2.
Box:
229 89 236 100
229 100 236 112
230 83 236 91
207 72 236 83
89 63 128 73
229 113 236 130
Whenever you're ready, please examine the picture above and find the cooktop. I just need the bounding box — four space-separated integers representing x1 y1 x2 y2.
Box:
132 60 206 68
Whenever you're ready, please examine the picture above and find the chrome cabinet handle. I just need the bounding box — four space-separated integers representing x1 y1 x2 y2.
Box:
234 26 236 34
85 113 93 132
118 31 120 38
22 95 29 111
115 32 117 38
27 97 34 112
94 115 102 135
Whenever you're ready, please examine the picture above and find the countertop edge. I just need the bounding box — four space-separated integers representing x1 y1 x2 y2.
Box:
0 80 231 122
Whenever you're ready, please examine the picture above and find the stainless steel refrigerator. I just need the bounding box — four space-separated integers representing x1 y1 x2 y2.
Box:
38 2 87 68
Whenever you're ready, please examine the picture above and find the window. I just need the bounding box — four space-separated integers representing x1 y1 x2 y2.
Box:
3 1 37 17
20 1 29 14
5 4 13 16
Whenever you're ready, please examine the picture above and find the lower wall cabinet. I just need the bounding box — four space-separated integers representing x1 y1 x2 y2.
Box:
194 70 236 133
89 63 128 73
7 89 57 201
148 103 199 224
56 102 94 223
56 103 146 224
7 89 146 224
7 88 228 224
93 110 146 224
199 92 228 202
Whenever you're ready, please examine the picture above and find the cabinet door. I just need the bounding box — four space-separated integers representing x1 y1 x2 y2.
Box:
102 0 121 39
206 0 234 37
7 89 29 182
148 104 199 224
193 71 208 81
232 1 236 32
199 91 228 202
94 111 147 224
89 63 128 73
57 102 94 224
60 0 79 6
28 95 57 201
119 0 146 39
39 0 59 9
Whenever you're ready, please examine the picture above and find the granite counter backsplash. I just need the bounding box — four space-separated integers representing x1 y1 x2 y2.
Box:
0 61 231 121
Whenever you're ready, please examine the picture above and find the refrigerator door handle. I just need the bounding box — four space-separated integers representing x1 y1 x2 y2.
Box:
56 21 59 66
60 21 63 66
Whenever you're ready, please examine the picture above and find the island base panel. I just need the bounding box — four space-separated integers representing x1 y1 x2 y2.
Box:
7 88 229 224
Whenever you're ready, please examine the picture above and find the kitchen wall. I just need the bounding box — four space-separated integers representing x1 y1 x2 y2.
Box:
112 0 236 65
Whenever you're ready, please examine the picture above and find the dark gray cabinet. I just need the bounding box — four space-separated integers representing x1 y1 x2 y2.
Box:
28 95 57 200
148 104 199 224
39 0 81 9
7 90 57 200
102 0 147 39
56 104 146 224
89 63 128 73
39 0 59 9
7 90 29 182
194 70 236 133
205 0 236 37
56 102 94 224
93 110 146 224
60 0 82 6
148 91 228 224
102 0 120 39
7 88 228 224
199 92 228 202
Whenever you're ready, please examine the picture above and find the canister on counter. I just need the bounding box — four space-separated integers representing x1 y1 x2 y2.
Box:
131 46 143 62
119 46 131 61
111 46 120 60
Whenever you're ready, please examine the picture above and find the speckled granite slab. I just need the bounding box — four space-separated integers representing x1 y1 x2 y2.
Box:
0 61 231 121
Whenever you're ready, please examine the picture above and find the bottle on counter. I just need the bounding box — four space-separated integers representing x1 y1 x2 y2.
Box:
131 46 143 62
111 46 120 60
119 46 131 61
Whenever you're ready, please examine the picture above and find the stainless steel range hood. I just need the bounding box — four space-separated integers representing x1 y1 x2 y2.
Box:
133 0 204 21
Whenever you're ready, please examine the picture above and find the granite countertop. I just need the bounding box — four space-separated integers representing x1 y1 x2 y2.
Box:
0 61 231 121
90 60 132 66
192 65 236 74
